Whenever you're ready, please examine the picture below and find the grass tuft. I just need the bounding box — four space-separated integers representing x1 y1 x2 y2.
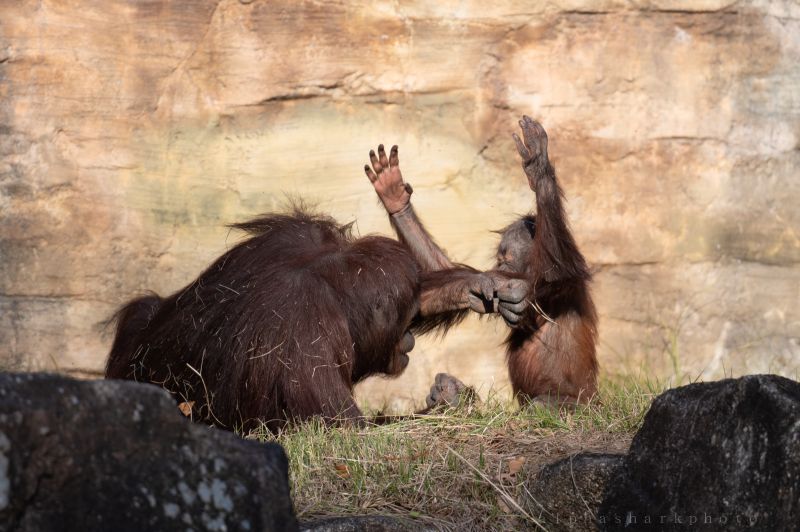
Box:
250 378 662 531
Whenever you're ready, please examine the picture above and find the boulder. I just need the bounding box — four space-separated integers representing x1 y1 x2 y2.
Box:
0 372 298 532
599 375 800 530
523 453 623 531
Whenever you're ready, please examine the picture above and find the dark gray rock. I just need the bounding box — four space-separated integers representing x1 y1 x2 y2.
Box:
0 372 298 532
523 453 623 531
599 374 800 531
300 515 433 531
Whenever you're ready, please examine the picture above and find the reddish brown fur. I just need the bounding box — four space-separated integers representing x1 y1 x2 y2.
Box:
363 130 596 406
503 116 598 405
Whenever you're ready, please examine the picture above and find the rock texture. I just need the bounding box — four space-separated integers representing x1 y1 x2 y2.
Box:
0 372 298 532
524 453 624 532
599 374 800 531
1 1 799 405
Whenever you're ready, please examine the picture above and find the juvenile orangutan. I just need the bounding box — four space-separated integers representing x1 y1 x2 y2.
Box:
364 116 598 405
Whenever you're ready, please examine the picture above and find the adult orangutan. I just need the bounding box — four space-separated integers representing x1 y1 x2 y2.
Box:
105 206 526 431
364 115 598 405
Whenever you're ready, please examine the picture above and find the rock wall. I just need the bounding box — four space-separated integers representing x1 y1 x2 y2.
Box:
1 0 798 409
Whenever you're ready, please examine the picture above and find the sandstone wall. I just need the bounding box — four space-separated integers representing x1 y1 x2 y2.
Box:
1 0 798 410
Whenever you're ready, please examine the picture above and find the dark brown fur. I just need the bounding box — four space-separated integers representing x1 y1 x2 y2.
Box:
106 208 427 431
106 207 496 430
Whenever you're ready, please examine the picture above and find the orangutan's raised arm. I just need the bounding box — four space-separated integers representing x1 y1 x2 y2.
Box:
364 144 453 271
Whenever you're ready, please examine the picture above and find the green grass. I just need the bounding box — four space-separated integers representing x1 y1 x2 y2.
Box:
250 378 663 531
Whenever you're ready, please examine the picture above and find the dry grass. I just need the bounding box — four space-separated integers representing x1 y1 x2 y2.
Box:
250 378 661 531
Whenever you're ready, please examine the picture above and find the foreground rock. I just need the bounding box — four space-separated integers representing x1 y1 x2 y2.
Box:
599 375 800 531
523 453 623 531
0 373 298 532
